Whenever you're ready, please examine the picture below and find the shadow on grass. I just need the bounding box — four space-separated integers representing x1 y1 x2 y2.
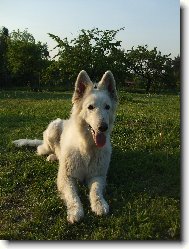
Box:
0 90 72 100
108 146 180 201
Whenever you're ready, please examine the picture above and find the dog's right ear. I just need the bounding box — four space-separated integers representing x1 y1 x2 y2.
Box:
72 70 93 104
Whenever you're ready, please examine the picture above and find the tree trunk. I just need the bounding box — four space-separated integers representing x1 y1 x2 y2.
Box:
146 79 151 93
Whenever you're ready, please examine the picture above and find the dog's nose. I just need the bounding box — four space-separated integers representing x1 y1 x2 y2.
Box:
98 123 108 132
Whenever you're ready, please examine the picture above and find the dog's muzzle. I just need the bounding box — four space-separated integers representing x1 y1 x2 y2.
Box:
98 122 108 133
88 123 108 148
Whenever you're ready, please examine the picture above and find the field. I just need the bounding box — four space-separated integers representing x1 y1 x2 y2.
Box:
0 90 180 240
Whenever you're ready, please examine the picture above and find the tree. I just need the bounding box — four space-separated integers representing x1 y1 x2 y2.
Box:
7 29 49 89
40 60 61 88
0 27 10 87
126 45 172 93
172 55 180 91
48 28 127 87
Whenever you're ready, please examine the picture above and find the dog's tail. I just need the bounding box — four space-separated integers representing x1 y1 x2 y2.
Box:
13 139 43 147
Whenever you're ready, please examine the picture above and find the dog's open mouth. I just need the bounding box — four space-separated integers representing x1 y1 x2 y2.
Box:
88 125 106 148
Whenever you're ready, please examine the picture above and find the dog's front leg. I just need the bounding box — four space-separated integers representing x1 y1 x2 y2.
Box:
57 172 84 223
88 176 109 216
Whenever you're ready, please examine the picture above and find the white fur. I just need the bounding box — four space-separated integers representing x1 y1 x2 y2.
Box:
13 70 118 223
13 139 43 147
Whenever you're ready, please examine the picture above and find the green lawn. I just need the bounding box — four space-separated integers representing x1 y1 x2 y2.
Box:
0 90 180 240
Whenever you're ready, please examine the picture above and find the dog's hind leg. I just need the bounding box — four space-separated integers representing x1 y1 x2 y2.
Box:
37 134 52 156
37 118 63 158
37 128 55 156
46 154 58 162
37 143 58 162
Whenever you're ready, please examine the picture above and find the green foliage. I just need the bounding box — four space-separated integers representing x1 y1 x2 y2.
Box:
49 28 126 83
126 45 175 93
0 91 180 240
7 29 49 88
0 27 10 87
47 30 179 93
0 27 49 89
0 26 180 93
40 61 61 88
172 55 180 91
48 28 127 85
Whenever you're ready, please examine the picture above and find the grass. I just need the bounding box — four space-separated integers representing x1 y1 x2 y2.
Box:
0 90 180 240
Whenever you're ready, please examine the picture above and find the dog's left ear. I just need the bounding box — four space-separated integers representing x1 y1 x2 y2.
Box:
98 71 118 102
72 70 93 103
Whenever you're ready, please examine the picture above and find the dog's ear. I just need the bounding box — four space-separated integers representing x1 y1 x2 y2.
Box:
98 71 118 102
72 70 93 103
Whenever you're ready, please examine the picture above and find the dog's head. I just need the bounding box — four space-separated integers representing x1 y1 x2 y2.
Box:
72 70 118 148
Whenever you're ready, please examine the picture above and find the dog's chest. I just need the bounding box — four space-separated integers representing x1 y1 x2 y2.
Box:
63 142 111 181
65 149 105 181
79 148 110 180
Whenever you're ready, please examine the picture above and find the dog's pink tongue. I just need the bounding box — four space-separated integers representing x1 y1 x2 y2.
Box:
95 133 106 148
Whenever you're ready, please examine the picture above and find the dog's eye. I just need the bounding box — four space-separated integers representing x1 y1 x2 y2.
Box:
105 104 110 110
88 105 95 110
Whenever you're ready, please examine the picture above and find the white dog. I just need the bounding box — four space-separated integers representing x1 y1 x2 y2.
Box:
13 70 118 223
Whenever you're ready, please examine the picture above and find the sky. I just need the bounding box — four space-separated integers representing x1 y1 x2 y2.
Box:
1 0 180 58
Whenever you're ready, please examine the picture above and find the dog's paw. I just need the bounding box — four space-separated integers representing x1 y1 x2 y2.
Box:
46 154 57 162
91 198 109 216
67 207 84 224
36 145 45 155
